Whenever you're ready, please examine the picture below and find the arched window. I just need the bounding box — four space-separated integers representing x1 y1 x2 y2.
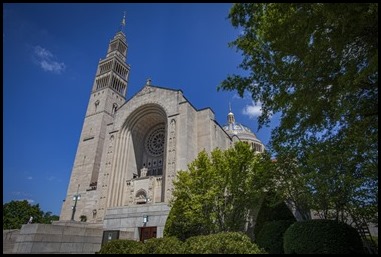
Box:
135 189 147 204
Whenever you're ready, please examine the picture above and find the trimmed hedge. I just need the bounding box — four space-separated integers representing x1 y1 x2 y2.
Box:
97 232 266 254
143 236 185 254
256 220 295 254
97 239 144 254
254 198 296 239
184 231 266 254
283 219 365 254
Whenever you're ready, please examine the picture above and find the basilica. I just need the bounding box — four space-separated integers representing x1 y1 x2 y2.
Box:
59 18 264 242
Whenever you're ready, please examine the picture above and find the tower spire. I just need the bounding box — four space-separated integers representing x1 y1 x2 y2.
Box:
120 11 126 33
227 102 235 124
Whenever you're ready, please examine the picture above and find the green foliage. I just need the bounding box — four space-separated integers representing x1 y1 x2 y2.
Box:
300 137 377 223
3 200 58 229
163 202 206 241
283 219 365 254
164 142 272 240
184 231 266 254
143 236 185 254
367 235 378 247
97 239 145 254
220 3 378 224
254 194 296 239
272 133 378 223
256 220 295 254
42 211 59 224
222 3 377 132
97 233 265 254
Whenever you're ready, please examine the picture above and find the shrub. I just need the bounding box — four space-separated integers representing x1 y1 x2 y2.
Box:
184 231 266 254
143 236 185 254
256 220 295 254
283 219 365 254
164 214 205 241
97 239 145 254
164 201 209 241
254 197 296 240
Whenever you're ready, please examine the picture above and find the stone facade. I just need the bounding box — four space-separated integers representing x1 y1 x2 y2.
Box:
103 203 170 239
59 24 264 242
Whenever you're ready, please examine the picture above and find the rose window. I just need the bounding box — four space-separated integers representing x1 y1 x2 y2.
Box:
145 127 165 156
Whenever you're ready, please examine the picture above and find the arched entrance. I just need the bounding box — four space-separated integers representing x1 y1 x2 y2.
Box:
106 103 168 207
124 104 167 181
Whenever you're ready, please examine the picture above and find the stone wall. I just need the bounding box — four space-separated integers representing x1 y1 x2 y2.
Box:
10 222 104 254
3 229 20 254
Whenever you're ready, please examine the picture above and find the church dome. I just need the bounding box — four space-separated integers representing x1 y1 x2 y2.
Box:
222 106 264 152
223 122 256 137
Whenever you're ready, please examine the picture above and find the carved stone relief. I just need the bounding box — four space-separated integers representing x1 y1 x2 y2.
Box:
136 86 156 97
165 119 176 201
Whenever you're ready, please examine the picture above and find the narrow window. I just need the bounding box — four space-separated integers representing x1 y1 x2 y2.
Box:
112 103 118 114
95 100 100 112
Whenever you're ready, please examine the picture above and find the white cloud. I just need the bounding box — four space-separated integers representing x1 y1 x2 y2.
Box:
46 176 56 181
232 92 241 99
242 101 262 119
40 60 65 73
25 199 35 204
243 91 253 100
26 176 33 180
11 191 32 197
34 46 53 59
233 91 255 100
33 45 65 74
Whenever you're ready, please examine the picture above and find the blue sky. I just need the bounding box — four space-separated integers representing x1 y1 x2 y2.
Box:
3 3 280 215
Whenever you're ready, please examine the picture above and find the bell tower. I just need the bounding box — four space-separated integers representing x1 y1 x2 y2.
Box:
60 14 130 221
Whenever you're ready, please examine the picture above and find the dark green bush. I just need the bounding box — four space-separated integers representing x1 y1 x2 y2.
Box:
163 202 207 241
97 233 266 254
184 231 266 254
143 236 185 254
254 197 296 239
256 220 295 254
283 219 365 254
97 239 144 254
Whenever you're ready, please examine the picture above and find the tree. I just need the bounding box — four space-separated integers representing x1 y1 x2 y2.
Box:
302 135 377 223
219 3 378 223
164 142 272 240
3 200 59 229
264 134 378 224
254 192 296 240
41 211 60 224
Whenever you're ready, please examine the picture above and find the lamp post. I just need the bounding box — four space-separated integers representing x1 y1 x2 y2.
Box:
71 184 81 221
143 215 148 224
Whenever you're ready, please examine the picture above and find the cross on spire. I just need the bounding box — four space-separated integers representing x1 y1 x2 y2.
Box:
120 11 126 32
227 102 235 124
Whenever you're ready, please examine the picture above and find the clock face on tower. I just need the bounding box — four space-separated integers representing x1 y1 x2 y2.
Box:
145 126 165 157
